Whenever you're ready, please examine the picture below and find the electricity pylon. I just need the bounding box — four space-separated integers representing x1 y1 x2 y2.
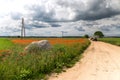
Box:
21 18 25 38
61 31 67 38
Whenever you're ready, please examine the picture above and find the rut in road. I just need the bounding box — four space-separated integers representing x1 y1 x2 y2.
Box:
49 41 120 80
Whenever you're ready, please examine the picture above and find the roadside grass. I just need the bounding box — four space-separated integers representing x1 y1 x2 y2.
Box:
99 38 120 46
0 38 90 80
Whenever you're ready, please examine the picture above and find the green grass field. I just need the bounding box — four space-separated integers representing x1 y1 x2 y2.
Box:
99 38 120 46
0 38 90 80
0 38 15 50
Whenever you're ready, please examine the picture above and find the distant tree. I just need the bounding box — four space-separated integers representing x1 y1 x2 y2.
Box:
84 34 89 38
17 36 21 38
94 31 104 38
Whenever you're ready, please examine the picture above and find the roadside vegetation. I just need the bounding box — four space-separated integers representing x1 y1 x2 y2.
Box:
0 38 90 80
99 38 120 46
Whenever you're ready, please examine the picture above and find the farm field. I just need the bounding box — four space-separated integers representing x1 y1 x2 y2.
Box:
0 38 90 80
99 38 120 46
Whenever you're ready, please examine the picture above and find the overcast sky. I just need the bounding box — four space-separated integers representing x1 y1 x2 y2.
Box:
0 0 120 36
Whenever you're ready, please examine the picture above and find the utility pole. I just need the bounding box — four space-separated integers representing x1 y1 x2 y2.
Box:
21 18 25 38
61 31 67 38
61 31 64 38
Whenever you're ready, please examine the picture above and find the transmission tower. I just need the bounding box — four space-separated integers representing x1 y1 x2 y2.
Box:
21 18 25 38
61 31 67 38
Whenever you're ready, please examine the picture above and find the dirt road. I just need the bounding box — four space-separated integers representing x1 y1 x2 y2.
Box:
49 41 120 80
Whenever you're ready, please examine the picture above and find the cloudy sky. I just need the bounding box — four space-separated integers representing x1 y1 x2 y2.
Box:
0 0 120 36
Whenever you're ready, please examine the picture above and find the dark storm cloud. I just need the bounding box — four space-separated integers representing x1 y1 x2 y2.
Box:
80 1 119 20
24 19 50 29
50 23 61 27
116 26 120 28
57 0 120 21
75 9 119 20
26 22 49 29
28 24 48 28
99 24 120 31
25 5 56 22
23 0 120 23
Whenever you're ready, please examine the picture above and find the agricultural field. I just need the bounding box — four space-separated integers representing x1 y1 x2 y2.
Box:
0 38 90 80
99 38 120 46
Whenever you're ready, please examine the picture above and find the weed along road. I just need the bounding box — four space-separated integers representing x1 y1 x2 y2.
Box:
49 41 120 80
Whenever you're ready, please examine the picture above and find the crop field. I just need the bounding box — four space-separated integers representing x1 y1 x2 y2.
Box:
0 38 90 80
99 38 120 46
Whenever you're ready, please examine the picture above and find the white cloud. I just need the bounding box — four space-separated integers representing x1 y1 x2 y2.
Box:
0 0 120 36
